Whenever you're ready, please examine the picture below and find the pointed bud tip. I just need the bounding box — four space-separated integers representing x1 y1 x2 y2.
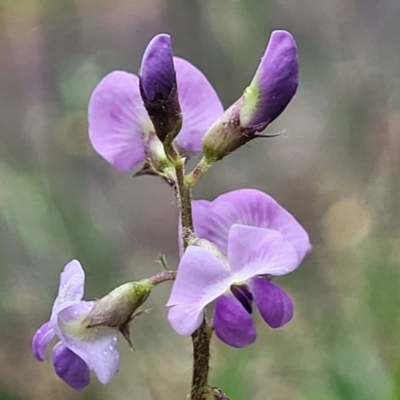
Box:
140 33 175 101
240 30 299 129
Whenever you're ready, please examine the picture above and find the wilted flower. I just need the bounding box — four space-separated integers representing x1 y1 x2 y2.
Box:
88 33 223 174
169 189 311 347
202 30 299 162
32 260 152 390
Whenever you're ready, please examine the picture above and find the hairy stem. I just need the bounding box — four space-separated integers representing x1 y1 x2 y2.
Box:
164 143 212 400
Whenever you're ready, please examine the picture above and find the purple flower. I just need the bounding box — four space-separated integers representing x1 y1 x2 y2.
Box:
202 30 299 162
32 260 119 390
169 189 311 347
88 34 223 171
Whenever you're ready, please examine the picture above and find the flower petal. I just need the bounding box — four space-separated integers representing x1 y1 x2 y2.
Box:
32 321 56 361
173 57 224 154
52 260 86 314
240 30 298 129
250 277 293 328
59 327 120 384
88 71 152 171
227 225 282 271
167 246 231 307
52 342 90 391
167 246 232 336
228 225 299 278
140 34 175 100
192 189 311 262
214 293 256 348
168 304 204 336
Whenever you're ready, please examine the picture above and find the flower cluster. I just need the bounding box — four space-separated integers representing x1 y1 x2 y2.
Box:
33 30 309 393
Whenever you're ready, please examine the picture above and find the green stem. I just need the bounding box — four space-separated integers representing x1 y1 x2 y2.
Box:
164 143 212 400
185 156 212 187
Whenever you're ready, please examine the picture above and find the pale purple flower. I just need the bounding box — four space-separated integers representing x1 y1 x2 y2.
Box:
32 260 119 390
88 33 223 171
169 189 311 347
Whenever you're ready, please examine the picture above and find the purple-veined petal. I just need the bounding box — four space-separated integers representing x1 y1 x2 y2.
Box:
32 321 56 361
140 34 175 100
173 57 224 154
250 277 293 328
168 304 205 336
167 246 232 308
88 70 152 171
228 225 299 278
192 189 311 262
240 30 298 129
214 293 256 348
52 342 90 391
52 260 86 315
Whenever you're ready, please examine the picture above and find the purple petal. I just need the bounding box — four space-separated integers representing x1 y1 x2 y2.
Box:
173 57 224 154
227 225 283 271
167 246 232 336
214 293 256 348
52 342 90 391
51 300 119 385
250 277 293 328
192 189 311 262
57 301 95 324
60 326 119 384
140 34 175 100
52 260 86 314
88 71 151 171
167 246 231 307
240 30 298 129
32 321 55 361
51 300 94 345
227 225 299 277
167 304 205 336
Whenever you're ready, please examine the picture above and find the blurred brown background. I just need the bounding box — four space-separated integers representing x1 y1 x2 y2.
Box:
0 0 400 399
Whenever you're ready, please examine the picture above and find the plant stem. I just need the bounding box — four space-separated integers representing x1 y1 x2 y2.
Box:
185 156 212 187
148 270 177 286
164 143 212 400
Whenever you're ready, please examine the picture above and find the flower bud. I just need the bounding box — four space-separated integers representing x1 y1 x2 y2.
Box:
139 34 182 145
202 30 298 162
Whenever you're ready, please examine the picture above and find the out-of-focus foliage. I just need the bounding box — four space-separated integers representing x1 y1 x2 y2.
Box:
0 0 399 399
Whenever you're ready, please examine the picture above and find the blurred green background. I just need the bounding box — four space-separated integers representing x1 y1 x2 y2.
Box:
1 0 399 399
